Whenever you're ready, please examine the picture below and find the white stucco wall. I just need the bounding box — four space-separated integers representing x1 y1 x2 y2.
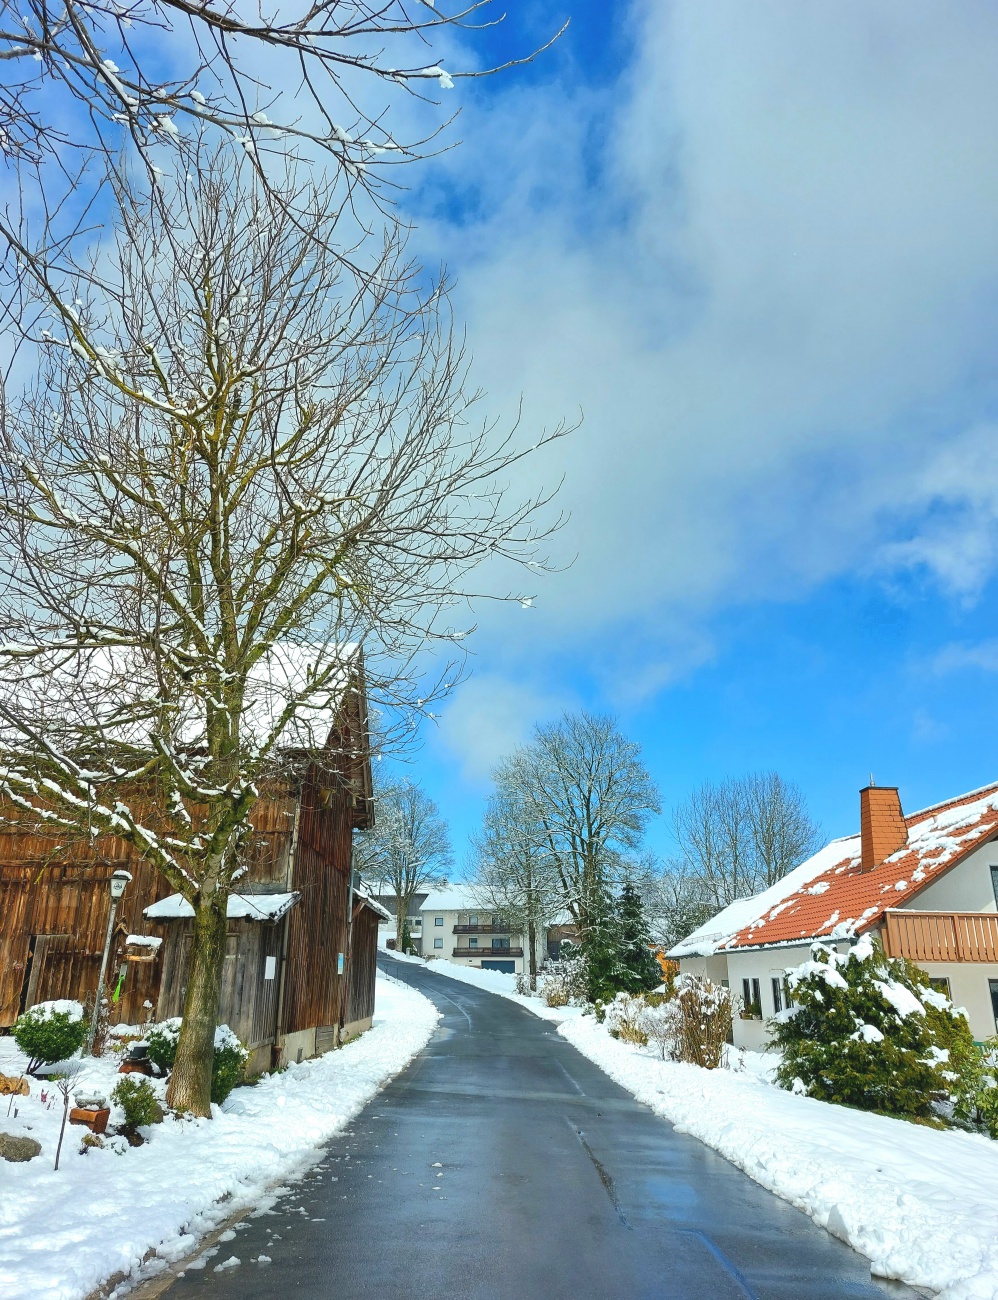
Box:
899 836 998 913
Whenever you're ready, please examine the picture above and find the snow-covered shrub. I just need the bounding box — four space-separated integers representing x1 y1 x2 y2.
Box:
771 935 978 1121
145 1017 182 1071
514 972 533 996
211 1025 248 1104
605 992 651 1045
641 997 679 1060
668 974 735 1069
540 945 588 1008
112 1076 163 1134
145 1019 248 1104
13 1000 87 1073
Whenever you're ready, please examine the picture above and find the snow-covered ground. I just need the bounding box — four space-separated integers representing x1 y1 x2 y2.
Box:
385 951 998 1300
0 972 439 1300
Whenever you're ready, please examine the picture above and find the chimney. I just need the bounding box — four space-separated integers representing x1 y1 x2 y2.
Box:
859 783 907 872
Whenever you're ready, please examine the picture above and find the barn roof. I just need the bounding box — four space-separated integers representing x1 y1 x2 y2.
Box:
145 891 299 922
669 779 998 958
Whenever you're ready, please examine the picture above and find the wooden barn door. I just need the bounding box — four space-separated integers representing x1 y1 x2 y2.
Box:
22 934 75 1010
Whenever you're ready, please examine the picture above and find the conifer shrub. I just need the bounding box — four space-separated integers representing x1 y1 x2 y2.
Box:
13 1000 87 1073
771 935 978 1121
145 1018 248 1104
112 1076 164 1133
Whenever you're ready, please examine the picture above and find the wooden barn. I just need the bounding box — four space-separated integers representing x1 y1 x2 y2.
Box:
0 665 387 1074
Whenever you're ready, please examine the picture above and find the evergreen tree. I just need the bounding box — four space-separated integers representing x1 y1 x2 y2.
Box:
579 883 626 1005
772 934 979 1120
616 881 662 993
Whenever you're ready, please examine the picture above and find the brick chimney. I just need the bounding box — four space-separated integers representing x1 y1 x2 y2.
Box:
859 784 908 872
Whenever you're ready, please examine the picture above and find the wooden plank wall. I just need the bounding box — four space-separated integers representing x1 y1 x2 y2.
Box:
346 906 378 1025
280 768 353 1037
155 919 283 1049
0 857 169 1027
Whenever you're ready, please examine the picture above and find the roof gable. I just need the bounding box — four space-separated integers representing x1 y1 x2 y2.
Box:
671 780 998 957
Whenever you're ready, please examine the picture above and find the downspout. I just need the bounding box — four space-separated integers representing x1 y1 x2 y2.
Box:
273 797 302 1069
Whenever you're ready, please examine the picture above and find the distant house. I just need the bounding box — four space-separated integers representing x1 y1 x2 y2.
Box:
670 781 998 1048
0 656 388 1074
419 888 549 975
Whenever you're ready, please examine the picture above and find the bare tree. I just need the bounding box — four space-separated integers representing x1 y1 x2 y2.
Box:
671 771 821 914
510 712 660 931
356 777 451 948
0 148 562 1114
0 0 564 184
470 771 561 989
743 770 821 890
638 857 716 953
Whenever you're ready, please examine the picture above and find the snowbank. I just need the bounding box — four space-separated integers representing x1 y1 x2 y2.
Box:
0 972 438 1300
386 951 998 1298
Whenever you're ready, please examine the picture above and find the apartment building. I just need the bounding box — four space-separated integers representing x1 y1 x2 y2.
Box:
419 888 546 975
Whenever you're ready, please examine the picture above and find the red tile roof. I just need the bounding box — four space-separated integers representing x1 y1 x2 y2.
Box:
672 780 998 956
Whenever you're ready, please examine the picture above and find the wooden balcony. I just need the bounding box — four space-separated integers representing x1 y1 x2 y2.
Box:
882 910 998 963
452 924 511 935
452 946 523 958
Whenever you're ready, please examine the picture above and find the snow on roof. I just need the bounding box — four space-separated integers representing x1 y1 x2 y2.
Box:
0 642 359 754
354 883 392 921
670 779 998 958
419 887 489 913
145 892 299 922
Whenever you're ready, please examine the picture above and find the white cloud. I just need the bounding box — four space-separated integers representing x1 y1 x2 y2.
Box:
413 1 998 659
429 672 576 783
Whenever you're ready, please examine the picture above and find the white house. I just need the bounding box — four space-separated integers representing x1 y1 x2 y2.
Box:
670 781 998 1050
419 888 547 975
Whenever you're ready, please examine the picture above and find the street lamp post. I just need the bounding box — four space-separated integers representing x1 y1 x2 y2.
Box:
86 868 132 1056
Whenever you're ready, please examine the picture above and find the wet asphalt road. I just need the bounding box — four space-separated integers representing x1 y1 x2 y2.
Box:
163 959 920 1300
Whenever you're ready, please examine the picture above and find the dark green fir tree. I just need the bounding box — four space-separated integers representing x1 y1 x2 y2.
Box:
579 882 626 1005
617 880 662 993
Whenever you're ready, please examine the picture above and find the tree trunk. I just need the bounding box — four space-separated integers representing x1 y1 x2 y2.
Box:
165 895 228 1116
527 916 537 990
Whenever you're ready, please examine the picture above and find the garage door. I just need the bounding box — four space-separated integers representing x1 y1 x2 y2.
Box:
481 960 515 974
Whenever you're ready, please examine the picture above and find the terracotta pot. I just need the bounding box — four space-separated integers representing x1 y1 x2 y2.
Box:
117 1060 154 1076
69 1107 111 1134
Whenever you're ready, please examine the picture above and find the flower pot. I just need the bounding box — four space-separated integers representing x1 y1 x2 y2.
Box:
69 1106 111 1134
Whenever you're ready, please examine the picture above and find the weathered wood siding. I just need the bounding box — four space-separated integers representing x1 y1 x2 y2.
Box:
0 856 168 1027
279 771 353 1037
346 905 379 1026
156 918 284 1050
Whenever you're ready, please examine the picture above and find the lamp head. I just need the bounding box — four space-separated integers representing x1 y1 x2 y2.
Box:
110 869 132 901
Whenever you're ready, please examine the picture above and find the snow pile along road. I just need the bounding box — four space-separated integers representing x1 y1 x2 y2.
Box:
390 951 998 1299
0 972 438 1300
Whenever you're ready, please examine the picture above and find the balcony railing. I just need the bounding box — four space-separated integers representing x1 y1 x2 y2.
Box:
452 946 524 958
452 924 512 935
882 910 998 963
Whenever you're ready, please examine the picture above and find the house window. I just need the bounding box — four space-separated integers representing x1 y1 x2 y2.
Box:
469 914 478 926
742 978 761 1016
469 937 478 947
492 938 510 950
771 977 783 1015
433 938 443 950
990 979 998 1031
991 866 998 908
434 917 444 926
929 976 951 1000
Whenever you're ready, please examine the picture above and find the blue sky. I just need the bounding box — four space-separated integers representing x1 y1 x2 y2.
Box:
372 0 998 870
